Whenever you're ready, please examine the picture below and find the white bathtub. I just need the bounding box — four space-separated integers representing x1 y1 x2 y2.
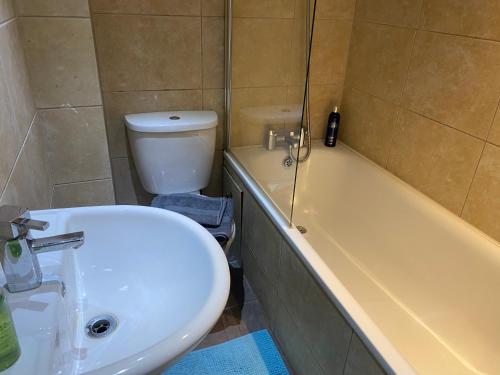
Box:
228 141 500 375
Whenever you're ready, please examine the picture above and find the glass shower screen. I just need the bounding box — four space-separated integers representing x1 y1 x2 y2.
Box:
226 0 315 222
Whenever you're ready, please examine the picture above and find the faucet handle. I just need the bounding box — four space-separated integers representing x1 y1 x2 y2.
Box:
11 218 49 232
0 205 49 240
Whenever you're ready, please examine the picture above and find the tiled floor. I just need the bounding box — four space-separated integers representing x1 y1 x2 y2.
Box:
196 278 269 349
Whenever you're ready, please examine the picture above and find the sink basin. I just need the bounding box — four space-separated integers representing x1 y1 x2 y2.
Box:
1 205 230 375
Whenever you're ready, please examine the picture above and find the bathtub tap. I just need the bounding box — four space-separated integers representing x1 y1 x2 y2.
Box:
265 128 305 151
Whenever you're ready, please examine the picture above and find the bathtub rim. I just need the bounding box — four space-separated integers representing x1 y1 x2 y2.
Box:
224 150 417 375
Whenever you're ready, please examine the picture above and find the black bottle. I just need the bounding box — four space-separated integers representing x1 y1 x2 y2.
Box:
324 106 340 147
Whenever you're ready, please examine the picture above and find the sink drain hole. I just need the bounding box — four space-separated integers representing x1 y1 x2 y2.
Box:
86 314 118 338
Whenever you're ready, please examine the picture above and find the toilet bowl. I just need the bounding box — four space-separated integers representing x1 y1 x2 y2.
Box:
125 111 217 195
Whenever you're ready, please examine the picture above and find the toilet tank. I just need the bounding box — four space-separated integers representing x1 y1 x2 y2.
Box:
125 111 217 195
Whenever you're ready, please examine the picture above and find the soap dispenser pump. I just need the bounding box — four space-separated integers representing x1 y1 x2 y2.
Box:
324 106 340 147
0 286 20 371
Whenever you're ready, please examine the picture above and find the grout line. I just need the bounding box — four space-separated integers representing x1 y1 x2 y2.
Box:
459 95 500 216
383 23 420 170
484 96 500 143
53 177 113 187
383 108 402 170
416 0 425 31
0 16 15 28
459 142 487 217
105 88 205 94
0 111 38 200
88 2 120 202
358 18 500 45
37 104 103 111
92 12 201 18
49 184 55 209
341 331 354 374
316 16 355 22
110 156 130 161
18 15 91 20
201 12 205 109
227 15 296 20
399 29 418 103
349 86 491 143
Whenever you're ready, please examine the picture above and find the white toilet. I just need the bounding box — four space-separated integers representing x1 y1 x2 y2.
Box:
125 111 217 195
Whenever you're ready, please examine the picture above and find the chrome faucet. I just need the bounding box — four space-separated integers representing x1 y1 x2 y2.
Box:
0 205 84 293
265 128 305 151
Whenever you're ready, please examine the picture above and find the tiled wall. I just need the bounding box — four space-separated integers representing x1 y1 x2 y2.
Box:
309 0 355 139
0 1 52 209
340 0 500 242
16 0 114 208
224 165 386 375
90 0 226 203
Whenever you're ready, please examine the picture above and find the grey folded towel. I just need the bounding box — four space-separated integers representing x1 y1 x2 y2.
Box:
206 198 233 244
152 193 227 227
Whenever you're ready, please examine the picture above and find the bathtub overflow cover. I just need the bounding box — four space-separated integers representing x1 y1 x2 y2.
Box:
297 226 307 234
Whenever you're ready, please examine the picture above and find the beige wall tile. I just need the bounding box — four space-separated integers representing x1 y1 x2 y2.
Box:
230 86 288 147
0 0 14 22
20 17 102 108
315 0 355 20
345 22 415 103
233 0 295 18
355 0 423 27
103 90 203 158
111 157 137 205
285 85 306 130
288 4 308 86
0 119 52 210
16 0 89 17
488 106 500 147
344 334 386 375
90 0 200 16
39 107 112 184
340 88 399 166
462 144 500 242
309 83 343 139
93 15 201 92
0 46 23 191
403 31 500 139
111 157 153 205
0 20 35 135
310 19 352 85
387 110 484 214
421 0 500 41
202 17 225 89
203 88 225 150
232 18 293 88
52 179 115 208
202 0 224 16
203 150 223 196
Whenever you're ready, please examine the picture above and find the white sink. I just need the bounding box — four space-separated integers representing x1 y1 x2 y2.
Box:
1 205 230 375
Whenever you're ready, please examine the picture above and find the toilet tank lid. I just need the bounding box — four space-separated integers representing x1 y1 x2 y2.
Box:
125 111 217 133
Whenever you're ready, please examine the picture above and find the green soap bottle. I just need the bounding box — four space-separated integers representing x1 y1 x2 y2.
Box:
0 287 20 371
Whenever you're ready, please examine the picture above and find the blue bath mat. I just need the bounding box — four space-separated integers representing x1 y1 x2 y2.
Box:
164 329 289 375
